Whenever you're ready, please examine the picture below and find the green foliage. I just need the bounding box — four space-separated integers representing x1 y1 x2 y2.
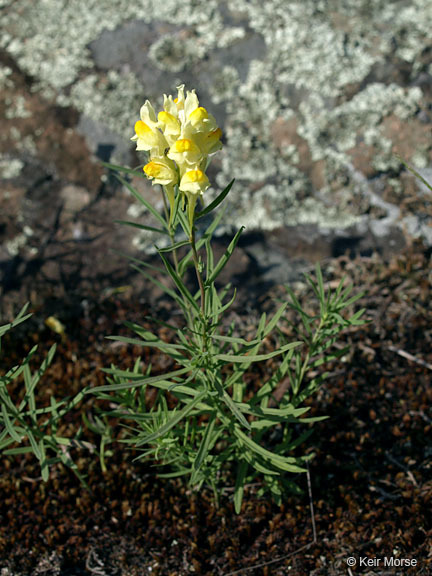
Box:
0 305 90 484
90 170 366 512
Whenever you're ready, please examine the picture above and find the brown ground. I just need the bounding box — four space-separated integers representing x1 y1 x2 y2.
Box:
0 243 431 575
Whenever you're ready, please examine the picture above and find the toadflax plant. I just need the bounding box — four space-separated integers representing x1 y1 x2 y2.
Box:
0 305 90 484
90 85 365 512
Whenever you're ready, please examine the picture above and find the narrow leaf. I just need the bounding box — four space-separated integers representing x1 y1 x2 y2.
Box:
193 414 217 471
158 251 200 311
222 391 251 430
234 427 306 473
90 366 191 393
195 179 235 219
1 404 22 443
116 174 166 229
102 161 145 177
215 341 302 364
206 226 245 285
135 391 206 445
158 239 191 253
114 220 168 235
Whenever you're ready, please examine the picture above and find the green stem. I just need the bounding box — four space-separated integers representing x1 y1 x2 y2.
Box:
189 226 206 319
296 314 327 395
160 186 193 329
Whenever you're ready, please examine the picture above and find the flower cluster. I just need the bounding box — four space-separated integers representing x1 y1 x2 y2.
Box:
132 85 222 227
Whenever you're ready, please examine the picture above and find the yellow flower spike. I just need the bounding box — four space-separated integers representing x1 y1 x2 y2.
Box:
133 86 222 220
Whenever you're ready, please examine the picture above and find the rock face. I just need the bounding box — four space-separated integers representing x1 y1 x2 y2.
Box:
0 0 431 312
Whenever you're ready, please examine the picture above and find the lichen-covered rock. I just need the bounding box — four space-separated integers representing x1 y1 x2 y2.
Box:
0 0 431 309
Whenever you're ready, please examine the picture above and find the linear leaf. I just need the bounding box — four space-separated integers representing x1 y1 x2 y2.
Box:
210 334 261 347
206 226 244 285
195 179 235 219
3 445 35 455
158 239 191 253
0 303 32 339
263 303 288 338
222 391 251 430
193 413 217 472
114 220 168 235
158 251 200 311
215 341 301 364
396 154 432 193
135 391 206 445
1 404 21 443
105 335 186 358
116 174 166 228
243 450 280 475
27 428 42 460
90 366 191 393
234 427 306 473
178 207 226 276
40 440 49 481
102 161 145 177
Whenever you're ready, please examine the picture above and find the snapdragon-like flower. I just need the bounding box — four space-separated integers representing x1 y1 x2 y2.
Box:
143 156 177 186
132 84 222 227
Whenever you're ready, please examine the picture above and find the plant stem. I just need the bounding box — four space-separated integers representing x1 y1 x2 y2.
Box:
190 226 206 318
296 314 326 395
160 188 180 272
160 187 193 329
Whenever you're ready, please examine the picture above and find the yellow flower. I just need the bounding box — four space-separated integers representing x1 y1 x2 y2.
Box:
157 110 181 144
179 169 209 196
188 106 218 133
179 168 210 230
132 120 168 154
167 136 203 172
194 127 223 155
131 100 168 154
163 93 178 117
139 100 159 130
143 157 178 187
174 84 199 124
132 85 223 227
